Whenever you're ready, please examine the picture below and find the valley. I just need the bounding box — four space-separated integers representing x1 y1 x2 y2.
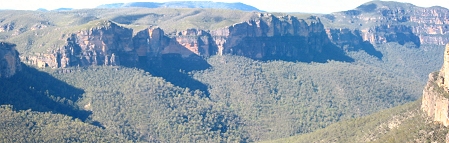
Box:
1 0 449 142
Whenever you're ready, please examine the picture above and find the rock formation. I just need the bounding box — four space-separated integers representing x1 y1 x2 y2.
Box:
210 14 352 62
59 20 134 67
422 43 449 126
0 42 21 78
15 1 449 68
22 14 358 68
326 1 449 46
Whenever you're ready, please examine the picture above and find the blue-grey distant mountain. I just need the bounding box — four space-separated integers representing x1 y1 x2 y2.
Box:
36 8 48 11
54 8 73 11
96 1 261 11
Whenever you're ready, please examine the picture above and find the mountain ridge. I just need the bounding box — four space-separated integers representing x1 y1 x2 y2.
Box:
96 1 261 12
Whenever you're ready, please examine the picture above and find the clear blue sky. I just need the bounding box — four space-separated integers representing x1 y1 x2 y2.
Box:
0 0 447 13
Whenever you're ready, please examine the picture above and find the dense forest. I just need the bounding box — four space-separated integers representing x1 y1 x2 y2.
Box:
266 100 449 143
190 44 436 141
1 41 444 142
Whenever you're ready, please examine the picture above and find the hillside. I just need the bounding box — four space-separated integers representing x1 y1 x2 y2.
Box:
266 43 449 143
0 0 449 142
264 100 448 143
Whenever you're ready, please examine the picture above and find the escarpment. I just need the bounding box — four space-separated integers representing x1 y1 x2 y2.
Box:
325 1 449 46
22 14 356 68
0 42 21 78
422 44 449 126
211 14 352 62
14 1 449 68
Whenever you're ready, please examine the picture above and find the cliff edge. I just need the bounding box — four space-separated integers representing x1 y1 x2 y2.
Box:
422 43 449 126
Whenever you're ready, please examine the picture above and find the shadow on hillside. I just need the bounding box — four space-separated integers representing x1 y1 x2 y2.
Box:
327 29 384 60
359 41 383 59
378 25 421 48
0 64 92 122
135 54 211 97
228 35 355 63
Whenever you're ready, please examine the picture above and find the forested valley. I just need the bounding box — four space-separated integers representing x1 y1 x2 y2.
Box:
1 41 444 142
1 1 449 142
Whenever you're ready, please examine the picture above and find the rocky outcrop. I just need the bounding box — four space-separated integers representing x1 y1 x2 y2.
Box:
24 20 136 68
326 28 383 58
362 25 421 46
60 20 134 67
422 44 449 126
0 23 14 32
24 14 358 68
134 27 209 58
0 42 21 78
326 1 449 46
211 14 352 62
174 29 217 57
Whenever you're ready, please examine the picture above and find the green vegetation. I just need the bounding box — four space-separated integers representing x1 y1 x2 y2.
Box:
0 105 126 142
1 40 444 142
191 53 425 141
264 99 449 143
0 64 87 118
51 66 248 142
2 43 440 142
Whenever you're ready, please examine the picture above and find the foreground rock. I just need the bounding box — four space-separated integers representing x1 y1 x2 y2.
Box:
422 43 449 126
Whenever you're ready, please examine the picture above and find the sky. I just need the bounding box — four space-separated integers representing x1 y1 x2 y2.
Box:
0 0 448 14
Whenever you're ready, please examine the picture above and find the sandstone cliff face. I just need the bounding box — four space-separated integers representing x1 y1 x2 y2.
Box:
60 20 134 67
133 27 206 61
210 14 351 62
422 72 449 126
0 42 21 78
174 29 217 57
24 14 357 68
23 21 135 68
422 44 449 126
327 1 449 46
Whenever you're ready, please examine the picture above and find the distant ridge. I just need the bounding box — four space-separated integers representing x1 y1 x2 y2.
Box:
96 1 261 11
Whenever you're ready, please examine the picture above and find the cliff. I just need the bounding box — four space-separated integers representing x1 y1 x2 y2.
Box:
15 1 449 68
422 44 449 126
22 14 356 68
325 1 449 46
210 14 352 62
0 42 21 78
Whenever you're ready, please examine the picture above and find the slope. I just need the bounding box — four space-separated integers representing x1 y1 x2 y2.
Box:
191 53 426 141
0 105 127 142
264 99 448 143
264 44 449 143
